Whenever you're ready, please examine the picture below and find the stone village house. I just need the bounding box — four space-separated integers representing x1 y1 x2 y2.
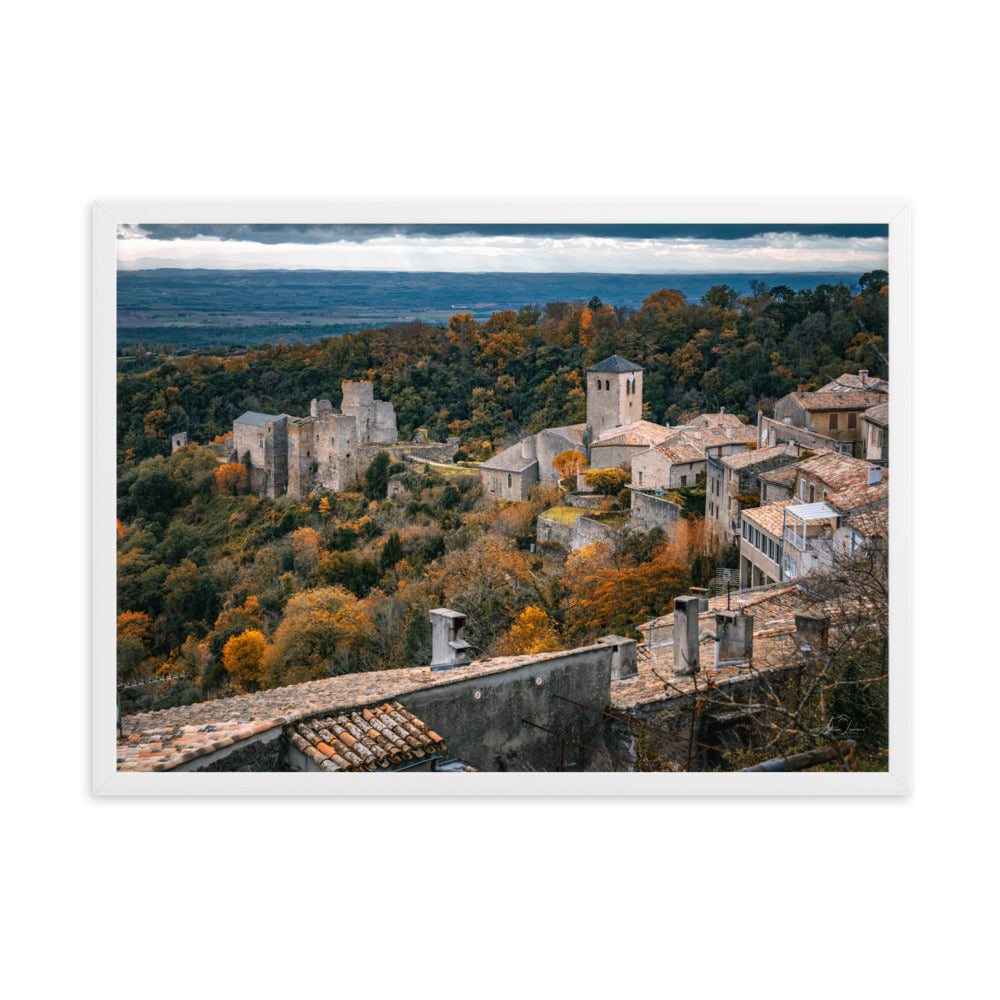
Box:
738 451 888 586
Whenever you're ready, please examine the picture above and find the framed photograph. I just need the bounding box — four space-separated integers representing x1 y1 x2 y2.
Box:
94 199 910 794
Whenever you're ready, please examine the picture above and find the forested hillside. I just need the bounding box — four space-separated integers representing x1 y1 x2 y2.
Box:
116 275 888 714
118 273 888 465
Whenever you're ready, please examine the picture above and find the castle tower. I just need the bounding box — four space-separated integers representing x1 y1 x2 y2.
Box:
585 355 644 440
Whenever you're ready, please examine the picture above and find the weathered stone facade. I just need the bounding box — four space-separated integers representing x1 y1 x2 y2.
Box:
585 355 644 439
628 489 683 533
233 380 411 498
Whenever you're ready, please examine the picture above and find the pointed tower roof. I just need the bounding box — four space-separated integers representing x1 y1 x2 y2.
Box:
586 354 644 373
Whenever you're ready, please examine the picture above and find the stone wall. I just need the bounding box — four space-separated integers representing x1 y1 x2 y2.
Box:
400 644 617 772
536 515 574 550
183 729 287 771
759 416 850 457
564 492 604 509
629 490 682 533
537 512 629 552
588 444 645 472
606 665 801 771
632 448 670 490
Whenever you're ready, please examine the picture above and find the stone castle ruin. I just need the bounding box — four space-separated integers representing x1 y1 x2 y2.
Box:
228 379 453 499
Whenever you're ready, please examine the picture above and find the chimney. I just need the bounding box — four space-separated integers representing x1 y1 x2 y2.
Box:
794 614 830 659
720 406 725 414
713 609 754 667
859 369 869 381
597 635 638 680
867 465 882 486
429 608 471 669
673 596 701 676
690 587 710 612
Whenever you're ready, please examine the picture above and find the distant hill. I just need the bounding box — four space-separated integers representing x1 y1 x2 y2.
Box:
117 268 863 348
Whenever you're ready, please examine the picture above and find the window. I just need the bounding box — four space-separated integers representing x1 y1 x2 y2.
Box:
595 379 601 390
808 484 815 503
829 412 840 430
507 474 512 488
638 471 643 485
800 479 807 500
681 475 687 486
258 435 264 448
847 411 857 429
605 380 610 390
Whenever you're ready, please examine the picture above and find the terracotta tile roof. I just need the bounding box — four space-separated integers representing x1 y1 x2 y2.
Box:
639 583 812 635
759 463 800 487
722 443 798 471
827 477 889 512
611 629 803 709
794 451 872 491
790 390 885 411
652 423 757 462
619 581 867 709
592 420 672 448
118 647 603 771
741 499 797 536
847 507 889 539
287 702 445 772
653 440 707 464
818 372 889 394
689 412 747 428
863 402 889 425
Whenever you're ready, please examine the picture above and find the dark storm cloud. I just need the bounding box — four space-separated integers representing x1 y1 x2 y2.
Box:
122 223 889 243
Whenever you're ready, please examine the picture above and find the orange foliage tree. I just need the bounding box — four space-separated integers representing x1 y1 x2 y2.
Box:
215 462 248 496
563 541 690 642
552 450 588 490
222 628 268 690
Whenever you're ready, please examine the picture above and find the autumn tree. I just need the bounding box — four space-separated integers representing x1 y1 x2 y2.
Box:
263 586 373 686
424 534 535 651
117 611 153 684
492 605 563 656
552 449 588 490
583 467 630 497
215 461 248 496
221 628 267 690
562 541 689 642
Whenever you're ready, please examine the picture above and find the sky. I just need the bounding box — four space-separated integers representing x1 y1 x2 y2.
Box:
116 223 889 274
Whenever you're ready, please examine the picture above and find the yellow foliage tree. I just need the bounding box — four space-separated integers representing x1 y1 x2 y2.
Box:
492 606 563 656
262 586 373 686
222 629 267 690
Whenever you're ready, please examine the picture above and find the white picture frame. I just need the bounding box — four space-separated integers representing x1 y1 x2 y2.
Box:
94 198 910 795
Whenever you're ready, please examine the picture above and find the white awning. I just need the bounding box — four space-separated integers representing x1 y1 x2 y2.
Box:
787 501 838 521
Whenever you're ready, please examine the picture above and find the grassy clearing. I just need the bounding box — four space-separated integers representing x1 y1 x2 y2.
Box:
540 506 581 525
420 461 481 478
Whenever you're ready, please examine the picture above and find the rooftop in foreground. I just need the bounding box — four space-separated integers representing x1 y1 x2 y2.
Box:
118 647 600 772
